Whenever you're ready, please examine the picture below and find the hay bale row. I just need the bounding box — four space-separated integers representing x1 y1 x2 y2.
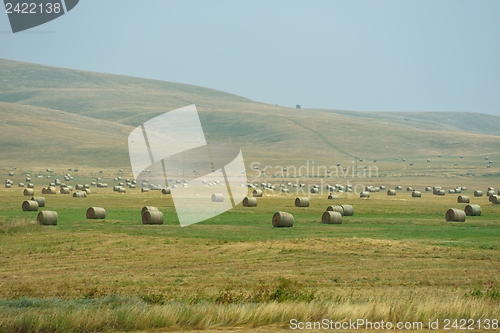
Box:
86 207 106 219
457 195 470 203
295 197 310 207
272 212 294 227
38 211 58 225
243 196 258 207
446 208 466 222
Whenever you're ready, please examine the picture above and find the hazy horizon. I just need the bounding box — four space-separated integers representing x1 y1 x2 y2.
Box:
1 0 499 114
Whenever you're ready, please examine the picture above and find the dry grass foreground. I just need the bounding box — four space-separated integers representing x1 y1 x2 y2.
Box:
0 222 499 332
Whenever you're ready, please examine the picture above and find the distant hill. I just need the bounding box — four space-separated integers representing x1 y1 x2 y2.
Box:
1 58 499 170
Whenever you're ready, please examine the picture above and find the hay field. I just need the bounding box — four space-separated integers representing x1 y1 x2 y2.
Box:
1 170 499 332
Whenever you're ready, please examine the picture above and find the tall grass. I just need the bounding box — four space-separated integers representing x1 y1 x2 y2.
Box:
1 289 499 333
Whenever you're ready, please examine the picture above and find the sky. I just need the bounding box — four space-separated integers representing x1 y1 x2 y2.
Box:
0 0 499 114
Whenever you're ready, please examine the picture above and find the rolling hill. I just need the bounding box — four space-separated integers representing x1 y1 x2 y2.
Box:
0 58 499 172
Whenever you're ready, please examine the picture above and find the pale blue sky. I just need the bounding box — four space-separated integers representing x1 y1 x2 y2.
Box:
1 0 499 114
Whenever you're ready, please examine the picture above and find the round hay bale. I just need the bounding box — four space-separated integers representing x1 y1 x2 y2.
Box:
211 193 224 202
84 188 92 194
474 190 483 197
76 184 84 190
486 190 495 197
252 189 263 197
281 188 290 193
142 210 164 225
395 186 402 190
117 187 126 193
141 206 158 215
406 187 413 192
243 196 258 207
425 187 432 191
448 189 456 194
327 194 339 200
31 196 45 207
27 183 34 188
295 197 310 207
310 188 318 194
86 207 106 219
23 188 35 196
113 186 121 192
341 204 354 216
455 188 462 193
387 190 397 196
446 208 466 222
22 200 39 211
162 188 171 194
488 186 495 191
379 186 386 190
18 183 24 187
322 211 342 224
60 187 70 194
5 184 12 188
490 195 500 204
326 205 344 215
141 187 149 192
46 186 56 194
37 211 58 225
412 191 422 198
360 191 370 198
465 204 481 216
272 212 294 227
434 189 446 196
41 188 47 194
73 191 87 198
457 196 470 203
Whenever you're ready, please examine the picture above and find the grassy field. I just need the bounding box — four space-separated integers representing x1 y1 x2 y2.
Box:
0 170 499 332
0 59 499 332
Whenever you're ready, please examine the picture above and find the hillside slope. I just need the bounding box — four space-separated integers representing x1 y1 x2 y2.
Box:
0 58 499 169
